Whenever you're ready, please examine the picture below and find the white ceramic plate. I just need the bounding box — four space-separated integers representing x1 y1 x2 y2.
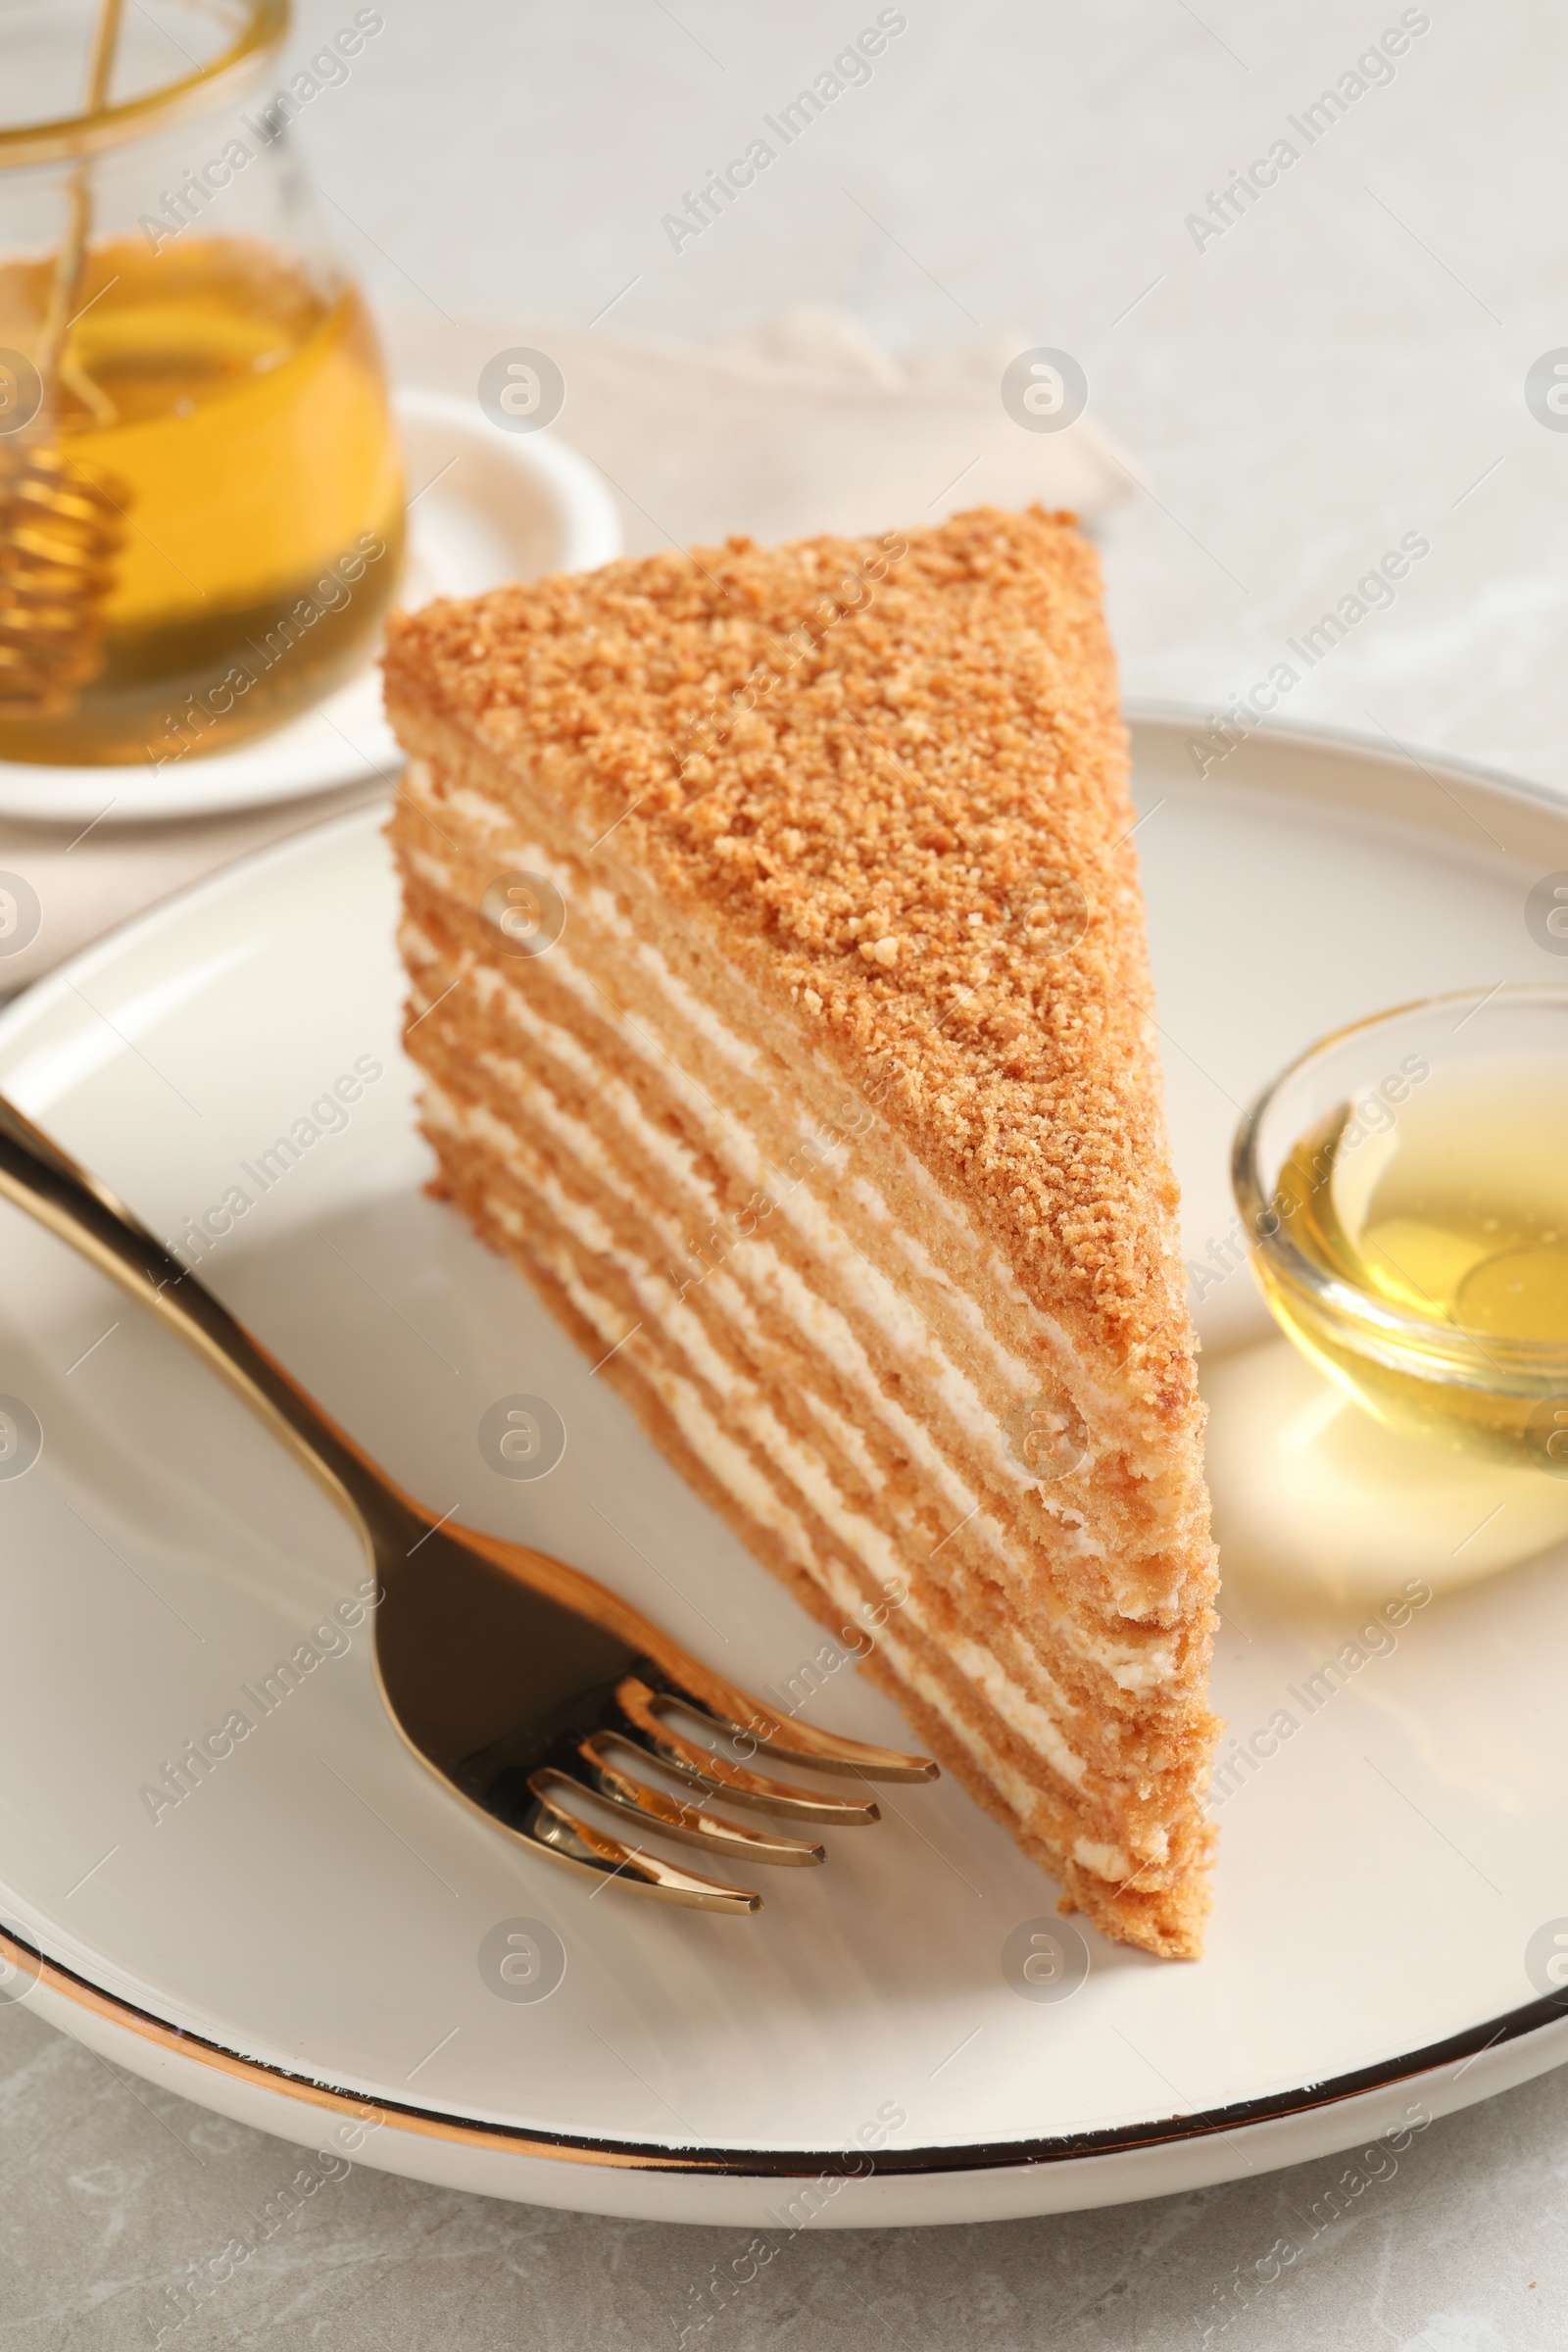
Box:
0 390 622 826
3 712 1568 2230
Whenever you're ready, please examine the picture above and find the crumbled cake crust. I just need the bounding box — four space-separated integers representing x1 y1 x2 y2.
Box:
383 507 1198 1445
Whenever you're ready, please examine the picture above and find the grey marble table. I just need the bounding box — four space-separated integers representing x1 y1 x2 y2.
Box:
8 2 1568 2344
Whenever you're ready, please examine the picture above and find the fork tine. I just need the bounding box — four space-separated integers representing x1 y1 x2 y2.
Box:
615 1678 882 1825
664 1693 939 1784
615 1651 938 1784
525 1773 760 1913
574 1734 827 1867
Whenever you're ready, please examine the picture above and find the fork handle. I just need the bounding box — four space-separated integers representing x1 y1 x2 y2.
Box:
0 1091 407 1544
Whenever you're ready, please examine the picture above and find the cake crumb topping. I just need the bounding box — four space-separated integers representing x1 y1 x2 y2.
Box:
383 506 1199 1428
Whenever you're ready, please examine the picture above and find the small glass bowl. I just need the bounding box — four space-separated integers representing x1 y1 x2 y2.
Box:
1231 985 1568 1471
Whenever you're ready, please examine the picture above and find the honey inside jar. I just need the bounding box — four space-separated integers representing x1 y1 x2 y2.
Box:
1255 1054 1568 1464
0 232 403 765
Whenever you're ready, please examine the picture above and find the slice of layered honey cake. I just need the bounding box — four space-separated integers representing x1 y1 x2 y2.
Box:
383 506 1220 1958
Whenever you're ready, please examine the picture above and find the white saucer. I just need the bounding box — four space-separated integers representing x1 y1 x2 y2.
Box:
0 389 622 826
2 712 1568 2228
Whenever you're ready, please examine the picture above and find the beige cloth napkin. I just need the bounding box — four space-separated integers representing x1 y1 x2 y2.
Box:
0 308 1131 996
383 304 1132 552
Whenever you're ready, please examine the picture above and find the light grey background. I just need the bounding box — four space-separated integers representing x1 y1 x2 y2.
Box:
302 0 1568 794
8 2 1568 2345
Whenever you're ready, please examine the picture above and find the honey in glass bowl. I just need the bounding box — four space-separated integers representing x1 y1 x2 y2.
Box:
1233 988 1568 1470
0 0 404 767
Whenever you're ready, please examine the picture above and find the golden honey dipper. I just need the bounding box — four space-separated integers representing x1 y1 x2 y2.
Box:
0 0 127 725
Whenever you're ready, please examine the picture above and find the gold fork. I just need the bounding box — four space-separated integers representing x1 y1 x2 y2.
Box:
0 1093 937 1913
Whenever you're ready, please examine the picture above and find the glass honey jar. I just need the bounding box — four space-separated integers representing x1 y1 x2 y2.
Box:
0 0 404 768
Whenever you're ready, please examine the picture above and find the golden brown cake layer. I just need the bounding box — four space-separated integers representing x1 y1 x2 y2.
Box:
384 506 1220 1958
